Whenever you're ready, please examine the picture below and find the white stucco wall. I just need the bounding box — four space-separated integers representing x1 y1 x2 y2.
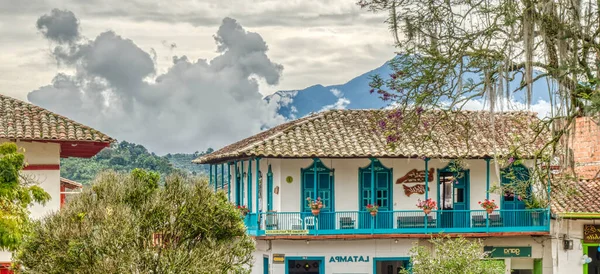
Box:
249 236 548 274
230 157 522 214
550 218 600 274
0 140 61 263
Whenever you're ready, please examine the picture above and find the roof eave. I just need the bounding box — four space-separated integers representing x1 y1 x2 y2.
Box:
556 212 600 219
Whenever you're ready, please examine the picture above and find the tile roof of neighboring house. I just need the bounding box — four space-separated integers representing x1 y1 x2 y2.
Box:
60 177 83 189
194 109 546 164
551 179 600 216
0 94 113 143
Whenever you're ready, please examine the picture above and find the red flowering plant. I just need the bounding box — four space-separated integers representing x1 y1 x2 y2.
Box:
416 198 437 210
478 199 498 210
237 205 250 216
306 197 324 209
366 204 379 212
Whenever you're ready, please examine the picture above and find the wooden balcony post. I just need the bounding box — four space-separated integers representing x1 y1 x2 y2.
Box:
255 158 260 227
209 164 213 191
370 158 376 234
228 162 232 201
424 158 430 232
241 160 245 206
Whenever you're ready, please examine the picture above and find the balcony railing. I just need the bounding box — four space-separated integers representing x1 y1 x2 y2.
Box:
243 209 550 236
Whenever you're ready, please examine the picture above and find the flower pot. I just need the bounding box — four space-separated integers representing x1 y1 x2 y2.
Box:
423 209 431 215
370 211 377 217
311 209 320 216
486 208 494 214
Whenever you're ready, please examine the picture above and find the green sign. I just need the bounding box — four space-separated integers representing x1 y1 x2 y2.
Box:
484 246 531 258
265 229 308 235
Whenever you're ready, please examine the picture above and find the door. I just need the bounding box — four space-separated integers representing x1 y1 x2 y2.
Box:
286 258 324 274
235 164 242 206
374 258 410 274
263 256 269 274
301 160 335 230
437 166 469 228
588 245 600 274
359 160 393 229
452 170 469 228
501 164 529 227
267 165 273 212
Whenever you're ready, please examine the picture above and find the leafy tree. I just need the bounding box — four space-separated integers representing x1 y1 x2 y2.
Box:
400 236 505 274
357 0 600 195
14 169 254 273
0 143 50 250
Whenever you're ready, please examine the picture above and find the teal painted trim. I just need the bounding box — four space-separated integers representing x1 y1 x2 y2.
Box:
424 158 430 201
248 159 253 213
221 163 225 190
313 158 318 200
214 165 217 192
370 158 375 233
255 158 260 214
228 162 231 201
485 158 491 200
267 164 273 211
373 257 411 274
241 161 245 206
209 164 213 190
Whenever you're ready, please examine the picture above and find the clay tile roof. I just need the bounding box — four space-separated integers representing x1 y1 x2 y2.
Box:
551 179 600 215
0 94 113 143
194 109 546 164
60 177 83 189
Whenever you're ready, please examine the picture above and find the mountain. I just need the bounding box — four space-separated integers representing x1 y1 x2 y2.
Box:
267 61 394 118
268 59 552 119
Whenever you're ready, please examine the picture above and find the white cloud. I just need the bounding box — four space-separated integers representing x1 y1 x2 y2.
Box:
320 88 351 111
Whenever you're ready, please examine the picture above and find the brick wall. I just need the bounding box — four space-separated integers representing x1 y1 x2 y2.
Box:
571 116 600 179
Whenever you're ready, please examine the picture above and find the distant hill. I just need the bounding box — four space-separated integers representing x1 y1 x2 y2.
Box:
267 58 552 119
60 141 211 185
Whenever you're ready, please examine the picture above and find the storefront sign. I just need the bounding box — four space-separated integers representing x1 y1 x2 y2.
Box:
264 229 309 235
273 254 285 264
403 184 430 196
328 256 370 263
584 225 600 243
396 168 434 184
484 246 531 257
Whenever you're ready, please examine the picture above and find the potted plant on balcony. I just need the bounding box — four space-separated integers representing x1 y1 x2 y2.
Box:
479 199 498 214
307 197 324 216
525 197 546 226
237 205 249 217
416 198 437 215
366 204 379 217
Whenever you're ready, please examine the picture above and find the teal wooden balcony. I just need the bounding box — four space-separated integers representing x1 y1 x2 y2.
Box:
243 209 550 236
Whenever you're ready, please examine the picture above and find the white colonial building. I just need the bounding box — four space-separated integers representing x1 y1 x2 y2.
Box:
195 109 552 274
0 94 113 272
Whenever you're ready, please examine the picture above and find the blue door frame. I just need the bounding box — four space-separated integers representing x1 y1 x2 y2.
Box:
301 159 335 230
373 257 411 274
501 164 529 226
263 256 269 274
358 159 393 229
437 163 470 228
285 256 325 274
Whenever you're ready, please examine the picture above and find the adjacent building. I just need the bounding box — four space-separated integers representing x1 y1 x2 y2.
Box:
195 109 551 274
0 94 113 270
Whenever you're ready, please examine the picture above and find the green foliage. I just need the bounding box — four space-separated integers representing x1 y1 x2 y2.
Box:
15 169 254 273
0 143 50 250
400 236 505 274
60 141 213 185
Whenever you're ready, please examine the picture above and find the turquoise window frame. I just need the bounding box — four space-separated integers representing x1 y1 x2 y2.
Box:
284 256 325 274
300 159 335 212
358 159 393 210
372 257 411 274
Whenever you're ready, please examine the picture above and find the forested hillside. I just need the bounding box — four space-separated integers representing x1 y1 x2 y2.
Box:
60 141 212 185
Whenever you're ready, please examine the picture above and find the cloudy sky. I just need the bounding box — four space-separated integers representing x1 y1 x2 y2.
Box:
0 0 395 154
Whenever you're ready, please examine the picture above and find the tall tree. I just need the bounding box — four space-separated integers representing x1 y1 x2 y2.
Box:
14 169 254 273
358 0 600 193
0 143 50 250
